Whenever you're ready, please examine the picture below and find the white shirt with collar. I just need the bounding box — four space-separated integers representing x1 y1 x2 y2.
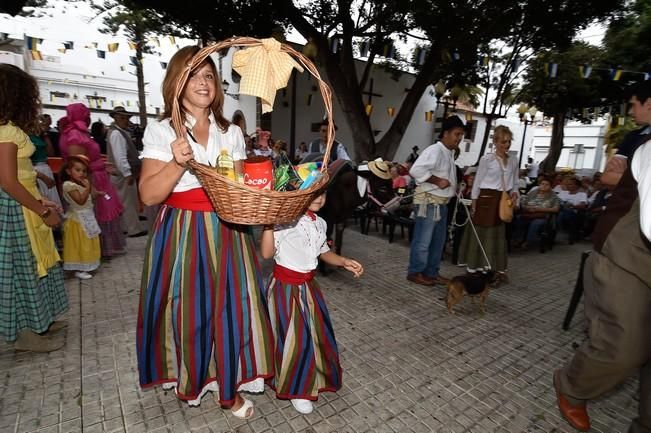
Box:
471 153 519 200
107 125 132 177
140 113 246 193
557 190 588 206
409 141 457 198
632 139 651 240
274 214 330 273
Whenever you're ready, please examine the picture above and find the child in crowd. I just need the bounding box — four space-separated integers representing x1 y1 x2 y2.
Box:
260 193 363 415
61 155 101 279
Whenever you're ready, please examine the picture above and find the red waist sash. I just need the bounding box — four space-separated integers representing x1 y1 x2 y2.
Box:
164 188 214 211
273 264 316 284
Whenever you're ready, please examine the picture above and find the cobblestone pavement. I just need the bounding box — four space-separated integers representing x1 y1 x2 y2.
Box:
0 224 639 433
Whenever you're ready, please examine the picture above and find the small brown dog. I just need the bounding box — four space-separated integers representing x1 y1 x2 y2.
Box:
446 271 496 314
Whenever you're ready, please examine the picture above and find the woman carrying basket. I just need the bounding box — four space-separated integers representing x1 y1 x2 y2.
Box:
136 46 273 418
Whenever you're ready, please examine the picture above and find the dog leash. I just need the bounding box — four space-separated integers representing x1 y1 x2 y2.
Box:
451 186 493 270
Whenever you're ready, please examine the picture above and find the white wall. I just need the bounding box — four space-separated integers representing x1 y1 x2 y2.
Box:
531 123 607 172
270 59 437 161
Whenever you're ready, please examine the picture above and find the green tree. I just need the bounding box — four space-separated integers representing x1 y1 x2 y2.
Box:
129 0 623 161
517 42 606 172
94 0 188 127
604 0 651 73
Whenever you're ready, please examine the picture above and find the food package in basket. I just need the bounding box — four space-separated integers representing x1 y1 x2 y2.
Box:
295 162 322 181
243 156 274 190
273 152 303 191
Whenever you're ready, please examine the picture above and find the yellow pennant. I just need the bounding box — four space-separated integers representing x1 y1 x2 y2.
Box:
425 111 434 122
365 104 373 115
387 107 395 117
31 50 43 60
108 42 119 52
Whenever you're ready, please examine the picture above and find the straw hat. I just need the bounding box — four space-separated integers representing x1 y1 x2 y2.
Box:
368 158 392 180
109 106 135 118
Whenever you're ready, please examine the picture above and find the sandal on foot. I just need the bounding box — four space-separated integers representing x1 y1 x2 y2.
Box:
231 397 254 419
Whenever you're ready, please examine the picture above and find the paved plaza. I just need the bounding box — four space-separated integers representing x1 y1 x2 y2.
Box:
0 224 639 433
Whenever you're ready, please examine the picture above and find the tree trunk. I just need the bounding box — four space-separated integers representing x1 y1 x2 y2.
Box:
476 113 496 165
135 32 147 128
540 111 566 173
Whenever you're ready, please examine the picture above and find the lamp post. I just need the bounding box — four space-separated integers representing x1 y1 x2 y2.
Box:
517 104 537 168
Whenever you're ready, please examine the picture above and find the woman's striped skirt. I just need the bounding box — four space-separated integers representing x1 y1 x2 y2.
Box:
266 275 342 400
136 205 274 406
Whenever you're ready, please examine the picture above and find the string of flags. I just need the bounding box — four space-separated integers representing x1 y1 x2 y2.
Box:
23 33 179 69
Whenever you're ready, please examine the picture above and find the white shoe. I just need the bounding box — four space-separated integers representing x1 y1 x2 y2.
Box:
291 399 314 414
74 271 92 280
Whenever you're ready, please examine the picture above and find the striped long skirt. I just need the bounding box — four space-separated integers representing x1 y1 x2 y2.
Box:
0 190 67 342
266 276 342 400
136 205 274 406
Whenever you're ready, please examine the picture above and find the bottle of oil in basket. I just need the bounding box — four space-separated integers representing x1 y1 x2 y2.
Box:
216 149 237 181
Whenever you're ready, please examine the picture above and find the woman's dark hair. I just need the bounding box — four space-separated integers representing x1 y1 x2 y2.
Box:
161 46 229 132
538 176 552 186
90 121 107 154
0 64 41 133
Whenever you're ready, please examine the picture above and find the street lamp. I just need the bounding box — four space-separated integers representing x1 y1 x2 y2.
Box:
518 104 537 168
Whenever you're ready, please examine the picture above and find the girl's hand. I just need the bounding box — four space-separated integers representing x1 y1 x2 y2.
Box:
510 191 519 202
343 258 363 278
171 137 193 167
80 178 91 189
41 198 62 214
42 210 61 228
93 189 106 198
42 175 56 189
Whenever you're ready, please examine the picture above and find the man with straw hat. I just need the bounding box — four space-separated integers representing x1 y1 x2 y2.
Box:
407 115 464 286
107 106 146 237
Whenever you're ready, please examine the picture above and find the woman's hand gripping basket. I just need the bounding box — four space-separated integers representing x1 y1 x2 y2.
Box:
170 36 335 225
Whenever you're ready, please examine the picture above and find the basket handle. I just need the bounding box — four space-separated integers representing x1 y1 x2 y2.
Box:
170 36 336 171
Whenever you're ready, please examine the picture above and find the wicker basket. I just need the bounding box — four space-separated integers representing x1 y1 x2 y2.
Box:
171 37 334 225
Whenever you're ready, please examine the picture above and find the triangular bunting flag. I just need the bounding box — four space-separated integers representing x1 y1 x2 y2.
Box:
425 111 434 122
160 61 168 69
579 64 592 79
168 36 176 45
365 104 373 115
128 41 137 50
108 42 119 52
96 50 106 59
545 63 558 78
130 56 138 66
30 50 43 60
64 41 74 50
330 37 339 53
387 107 395 117
25 36 42 51
611 69 623 81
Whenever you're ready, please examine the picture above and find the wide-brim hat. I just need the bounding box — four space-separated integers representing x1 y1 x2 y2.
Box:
368 157 392 180
109 106 134 118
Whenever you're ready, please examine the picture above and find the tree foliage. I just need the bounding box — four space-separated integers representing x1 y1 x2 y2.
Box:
517 42 607 171
603 0 651 73
95 0 189 127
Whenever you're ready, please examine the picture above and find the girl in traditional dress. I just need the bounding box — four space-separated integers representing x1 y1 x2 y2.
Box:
61 155 101 279
59 103 126 258
136 46 274 419
260 193 364 414
0 64 68 352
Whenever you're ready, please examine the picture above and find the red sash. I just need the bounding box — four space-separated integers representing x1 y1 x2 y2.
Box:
273 264 315 284
164 188 214 211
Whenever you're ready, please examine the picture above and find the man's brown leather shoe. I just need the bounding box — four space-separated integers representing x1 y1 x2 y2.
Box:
407 273 436 286
554 369 590 432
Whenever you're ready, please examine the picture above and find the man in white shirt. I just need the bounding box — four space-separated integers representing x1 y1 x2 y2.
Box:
525 157 539 180
406 115 464 286
308 120 351 162
107 106 146 237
